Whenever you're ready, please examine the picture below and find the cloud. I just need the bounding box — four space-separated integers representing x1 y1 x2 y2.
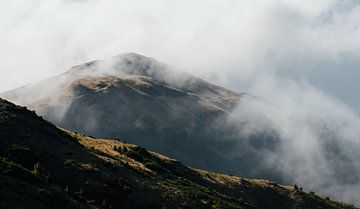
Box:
1 0 360 205
1 0 360 110
228 76 360 204
1 0 360 90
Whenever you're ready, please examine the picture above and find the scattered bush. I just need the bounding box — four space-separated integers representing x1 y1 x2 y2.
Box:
122 185 131 194
87 199 96 204
64 159 75 167
103 161 113 167
32 162 42 176
37 188 47 195
64 185 69 193
144 161 162 172
122 146 128 153
45 173 51 183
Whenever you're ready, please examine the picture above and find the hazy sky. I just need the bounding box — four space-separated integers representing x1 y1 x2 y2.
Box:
1 0 360 112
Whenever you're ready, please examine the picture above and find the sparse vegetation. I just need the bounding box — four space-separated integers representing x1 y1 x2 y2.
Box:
63 159 75 167
32 162 42 176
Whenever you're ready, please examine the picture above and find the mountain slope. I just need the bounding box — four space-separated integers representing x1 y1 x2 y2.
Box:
1 53 268 179
0 98 356 209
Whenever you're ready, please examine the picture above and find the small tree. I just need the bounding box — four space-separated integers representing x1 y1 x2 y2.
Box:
45 173 51 183
64 185 69 193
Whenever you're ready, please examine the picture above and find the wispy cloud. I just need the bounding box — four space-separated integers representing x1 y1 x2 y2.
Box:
228 76 360 204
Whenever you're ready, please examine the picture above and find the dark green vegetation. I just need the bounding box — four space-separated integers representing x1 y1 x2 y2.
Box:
0 98 357 209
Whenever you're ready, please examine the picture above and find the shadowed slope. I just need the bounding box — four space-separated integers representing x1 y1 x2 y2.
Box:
0 98 356 209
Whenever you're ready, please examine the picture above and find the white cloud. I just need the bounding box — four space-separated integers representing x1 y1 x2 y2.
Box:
1 0 359 93
229 76 360 203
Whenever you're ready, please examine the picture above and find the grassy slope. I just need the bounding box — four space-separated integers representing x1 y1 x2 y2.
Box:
0 98 357 209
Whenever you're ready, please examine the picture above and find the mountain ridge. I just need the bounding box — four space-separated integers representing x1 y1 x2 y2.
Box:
0 53 255 178
0 97 357 209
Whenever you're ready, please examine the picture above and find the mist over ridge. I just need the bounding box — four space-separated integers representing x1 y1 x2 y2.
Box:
1 53 360 205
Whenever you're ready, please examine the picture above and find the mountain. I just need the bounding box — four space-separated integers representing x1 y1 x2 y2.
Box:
0 98 357 209
1 53 277 180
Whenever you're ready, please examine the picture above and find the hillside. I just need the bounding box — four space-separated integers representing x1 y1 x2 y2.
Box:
0 53 277 181
0 98 357 209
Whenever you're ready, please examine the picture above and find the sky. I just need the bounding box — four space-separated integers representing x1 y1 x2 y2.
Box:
1 0 360 205
1 0 360 112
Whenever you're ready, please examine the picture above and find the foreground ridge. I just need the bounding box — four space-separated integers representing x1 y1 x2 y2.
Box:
0 98 357 209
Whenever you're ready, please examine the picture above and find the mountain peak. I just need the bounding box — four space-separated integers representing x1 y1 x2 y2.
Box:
113 52 154 62
67 53 167 79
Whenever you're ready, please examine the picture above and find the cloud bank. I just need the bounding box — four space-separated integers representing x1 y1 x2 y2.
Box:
229 77 360 204
1 0 360 109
